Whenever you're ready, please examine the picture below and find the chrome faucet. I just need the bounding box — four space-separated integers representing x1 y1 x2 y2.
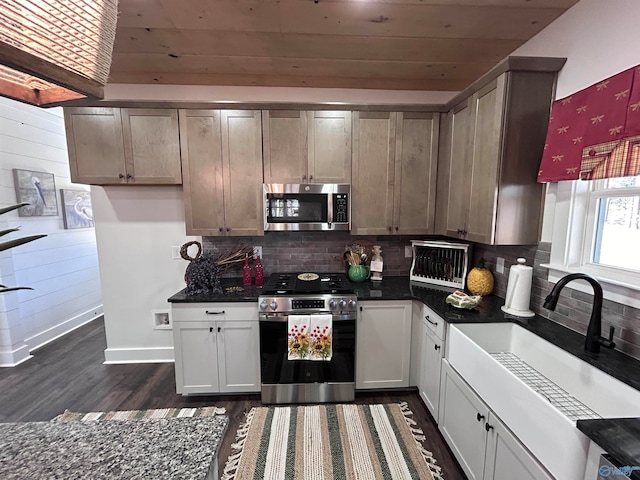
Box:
543 273 615 354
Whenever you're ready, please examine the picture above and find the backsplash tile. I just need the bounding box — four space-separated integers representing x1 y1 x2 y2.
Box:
202 232 424 277
200 234 640 360
472 242 640 361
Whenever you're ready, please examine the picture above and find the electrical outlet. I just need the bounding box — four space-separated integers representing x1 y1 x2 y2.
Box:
253 246 262 259
405 246 412 258
496 257 505 274
172 246 181 260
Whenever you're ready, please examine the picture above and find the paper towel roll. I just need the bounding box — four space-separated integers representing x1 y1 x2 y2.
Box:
501 258 535 317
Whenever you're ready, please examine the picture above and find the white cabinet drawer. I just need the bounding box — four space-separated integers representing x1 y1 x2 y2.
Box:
171 302 258 322
422 304 445 339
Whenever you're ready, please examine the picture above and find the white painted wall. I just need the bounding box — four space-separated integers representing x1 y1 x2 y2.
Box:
0 97 102 366
510 0 640 241
91 186 197 363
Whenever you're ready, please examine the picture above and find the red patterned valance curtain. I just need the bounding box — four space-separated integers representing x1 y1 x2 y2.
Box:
538 65 640 182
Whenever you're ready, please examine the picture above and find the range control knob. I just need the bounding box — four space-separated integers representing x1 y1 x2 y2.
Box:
348 299 357 309
269 301 278 311
338 300 347 309
329 300 338 310
259 300 269 310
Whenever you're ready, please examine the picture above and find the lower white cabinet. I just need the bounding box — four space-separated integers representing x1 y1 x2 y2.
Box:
171 303 260 395
439 360 553 480
417 304 446 420
356 300 412 389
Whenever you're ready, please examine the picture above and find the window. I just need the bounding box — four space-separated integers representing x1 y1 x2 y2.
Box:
585 175 640 272
546 175 640 308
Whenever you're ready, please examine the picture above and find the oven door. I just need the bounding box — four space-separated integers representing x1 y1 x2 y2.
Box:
259 316 355 385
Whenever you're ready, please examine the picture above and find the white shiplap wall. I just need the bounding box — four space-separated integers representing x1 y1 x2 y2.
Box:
0 97 103 366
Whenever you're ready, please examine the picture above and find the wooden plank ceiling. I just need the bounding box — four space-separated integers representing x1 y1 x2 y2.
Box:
110 0 579 91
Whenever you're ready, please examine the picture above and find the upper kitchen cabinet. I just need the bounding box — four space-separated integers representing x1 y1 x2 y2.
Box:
64 107 182 185
262 110 352 184
352 111 439 235
435 57 566 245
262 110 307 183
180 109 263 236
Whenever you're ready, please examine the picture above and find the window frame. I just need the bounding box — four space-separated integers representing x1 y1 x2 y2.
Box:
545 178 640 309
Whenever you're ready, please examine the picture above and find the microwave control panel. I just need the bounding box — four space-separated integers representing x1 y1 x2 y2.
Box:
333 194 349 223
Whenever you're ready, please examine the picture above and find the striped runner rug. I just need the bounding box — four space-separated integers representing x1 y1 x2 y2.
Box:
222 402 443 480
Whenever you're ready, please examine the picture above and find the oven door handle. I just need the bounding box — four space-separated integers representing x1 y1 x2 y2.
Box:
259 314 356 322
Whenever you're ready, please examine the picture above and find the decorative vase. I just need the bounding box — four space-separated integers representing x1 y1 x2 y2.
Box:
348 264 370 283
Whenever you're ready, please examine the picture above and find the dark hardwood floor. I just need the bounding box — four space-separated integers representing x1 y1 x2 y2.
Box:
0 318 467 480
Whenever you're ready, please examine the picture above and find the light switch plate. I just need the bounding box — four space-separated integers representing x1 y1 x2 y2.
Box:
253 246 262 259
496 257 505 274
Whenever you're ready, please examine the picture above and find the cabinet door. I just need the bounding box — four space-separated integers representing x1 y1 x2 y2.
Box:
173 321 219 394
262 110 308 183
179 109 226 236
443 99 474 238
221 110 264 236
465 77 506 244
484 412 553 480
420 328 443 420
393 112 439 235
439 360 488 480
64 107 126 184
121 109 182 184
356 301 411 389
308 111 352 183
351 111 396 235
217 321 260 393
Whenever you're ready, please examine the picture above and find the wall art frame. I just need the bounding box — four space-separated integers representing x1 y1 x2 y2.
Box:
60 189 94 229
13 168 58 217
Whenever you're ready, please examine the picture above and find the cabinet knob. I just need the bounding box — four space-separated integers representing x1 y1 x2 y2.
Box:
388 226 392 232
218 326 221 333
209 327 213 333
309 175 313 180
302 175 307 180
126 173 132 179
226 227 230 232
485 422 494 432
118 173 125 179
219 227 223 232
476 413 485 422
395 226 399 231
434 344 441 350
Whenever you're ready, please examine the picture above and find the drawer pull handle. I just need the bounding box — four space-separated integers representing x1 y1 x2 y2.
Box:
477 413 485 422
205 310 226 315
425 315 438 326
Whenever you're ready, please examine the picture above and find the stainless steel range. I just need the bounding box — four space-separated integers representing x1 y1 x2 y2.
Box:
258 272 356 404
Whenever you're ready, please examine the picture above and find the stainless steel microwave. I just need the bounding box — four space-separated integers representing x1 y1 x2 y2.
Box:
263 184 350 231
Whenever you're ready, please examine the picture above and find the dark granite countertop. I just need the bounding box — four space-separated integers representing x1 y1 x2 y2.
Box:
168 278 265 303
576 418 640 479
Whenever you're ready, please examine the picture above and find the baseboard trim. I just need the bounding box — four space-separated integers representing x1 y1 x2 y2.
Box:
0 344 33 367
103 346 174 364
27 305 104 353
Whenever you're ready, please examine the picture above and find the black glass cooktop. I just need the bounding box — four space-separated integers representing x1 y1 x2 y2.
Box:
263 272 354 295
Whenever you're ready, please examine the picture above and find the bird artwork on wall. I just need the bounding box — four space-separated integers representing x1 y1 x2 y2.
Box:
13 169 58 217
60 189 94 229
